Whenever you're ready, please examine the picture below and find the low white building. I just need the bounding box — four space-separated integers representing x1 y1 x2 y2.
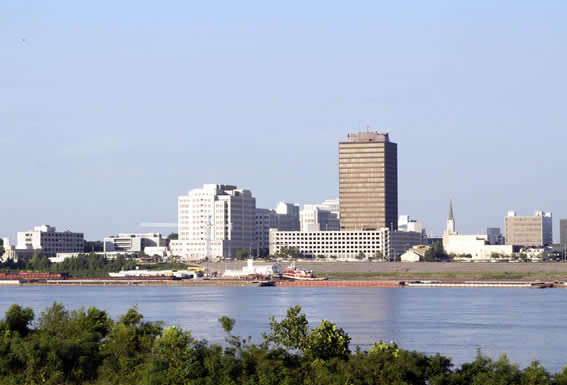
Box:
269 228 423 259
15 225 84 258
1 238 34 262
103 233 165 255
400 250 422 262
446 234 514 261
400 245 430 262
223 259 281 278
269 229 390 259
144 246 169 258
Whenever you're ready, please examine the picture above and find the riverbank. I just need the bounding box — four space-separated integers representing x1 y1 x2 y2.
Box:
203 261 567 281
3 278 565 288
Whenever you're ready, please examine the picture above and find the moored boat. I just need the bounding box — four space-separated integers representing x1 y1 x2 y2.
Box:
282 264 328 281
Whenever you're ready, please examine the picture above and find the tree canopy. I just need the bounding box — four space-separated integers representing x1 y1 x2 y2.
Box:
0 303 564 384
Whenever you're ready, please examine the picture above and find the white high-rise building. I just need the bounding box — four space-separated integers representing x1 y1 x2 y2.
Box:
170 184 256 260
300 204 340 232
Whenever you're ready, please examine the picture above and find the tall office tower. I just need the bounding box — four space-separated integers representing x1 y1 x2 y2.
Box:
505 210 552 247
171 184 256 260
339 132 398 231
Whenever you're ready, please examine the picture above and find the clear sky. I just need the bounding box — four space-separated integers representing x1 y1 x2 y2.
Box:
1 1 566 241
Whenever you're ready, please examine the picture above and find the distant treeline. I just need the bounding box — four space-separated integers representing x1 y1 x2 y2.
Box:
0 304 565 385
0 253 187 277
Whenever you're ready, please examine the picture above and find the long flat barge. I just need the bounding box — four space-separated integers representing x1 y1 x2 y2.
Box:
404 280 551 288
275 280 403 287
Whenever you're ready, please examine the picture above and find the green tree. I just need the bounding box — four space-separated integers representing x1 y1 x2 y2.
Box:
424 242 448 262
287 247 302 259
99 307 163 384
264 306 351 361
3 304 34 337
142 327 198 385
356 251 365 260
263 305 309 352
236 248 250 260
308 319 351 360
84 240 104 252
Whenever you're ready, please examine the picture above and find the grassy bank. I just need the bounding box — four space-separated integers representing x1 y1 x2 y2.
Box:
319 271 567 281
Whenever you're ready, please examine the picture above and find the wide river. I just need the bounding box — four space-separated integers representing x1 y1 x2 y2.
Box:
1 286 565 372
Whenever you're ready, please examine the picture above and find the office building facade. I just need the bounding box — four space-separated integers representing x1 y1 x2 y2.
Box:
103 233 165 254
255 202 300 251
339 132 398 231
270 229 390 259
505 210 552 247
269 228 421 259
171 184 256 260
15 225 84 258
300 204 340 232
487 228 504 245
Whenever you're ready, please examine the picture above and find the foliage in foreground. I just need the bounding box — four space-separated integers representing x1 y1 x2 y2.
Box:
0 303 566 385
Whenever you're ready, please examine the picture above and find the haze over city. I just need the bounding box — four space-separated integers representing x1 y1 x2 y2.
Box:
2 1 566 240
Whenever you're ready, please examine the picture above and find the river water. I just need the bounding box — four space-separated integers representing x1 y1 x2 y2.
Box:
1 286 565 372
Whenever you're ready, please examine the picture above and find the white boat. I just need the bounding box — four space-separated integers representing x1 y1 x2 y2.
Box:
282 264 327 281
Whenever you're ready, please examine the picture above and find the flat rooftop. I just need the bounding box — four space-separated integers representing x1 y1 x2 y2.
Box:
343 131 390 143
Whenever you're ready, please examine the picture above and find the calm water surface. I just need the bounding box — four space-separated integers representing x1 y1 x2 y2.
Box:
1 286 565 372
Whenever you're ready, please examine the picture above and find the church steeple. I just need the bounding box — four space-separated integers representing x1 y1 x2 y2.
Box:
446 200 455 233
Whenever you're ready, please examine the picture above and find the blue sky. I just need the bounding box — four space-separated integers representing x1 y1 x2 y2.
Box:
1 1 566 241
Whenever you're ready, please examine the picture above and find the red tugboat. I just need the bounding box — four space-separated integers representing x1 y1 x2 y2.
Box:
282 264 328 281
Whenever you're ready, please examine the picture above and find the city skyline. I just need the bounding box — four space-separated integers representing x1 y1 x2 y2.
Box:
2 1 567 240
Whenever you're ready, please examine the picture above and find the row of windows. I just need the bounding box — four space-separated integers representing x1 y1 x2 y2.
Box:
274 233 388 242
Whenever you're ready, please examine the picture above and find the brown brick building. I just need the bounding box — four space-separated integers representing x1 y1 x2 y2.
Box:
339 132 398 231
